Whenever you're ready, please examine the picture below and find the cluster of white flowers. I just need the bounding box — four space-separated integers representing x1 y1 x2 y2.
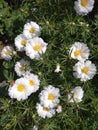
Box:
8 72 40 101
74 0 95 15
36 85 60 118
0 21 47 102
68 41 97 103
15 21 48 60
1 21 48 61
0 21 62 119
70 42 96 82
0 20 97 120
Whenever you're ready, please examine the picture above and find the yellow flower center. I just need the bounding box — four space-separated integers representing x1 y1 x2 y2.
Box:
20 65 25 71
33 44 41 51
48 93 54 100
29 27 35 33
43 107 48 111
81 0 88 7
4 50 10 55
21 40 26 46
17 84 25 92
74 50 81 57
81 67 88 74
29 80 35 86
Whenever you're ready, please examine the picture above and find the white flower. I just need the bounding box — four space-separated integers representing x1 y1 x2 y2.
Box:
23 21 41 39
39 85 60 108
8 78 30 101
70 42 90 61
24 73 40 94
54 63 61 73
74 0 95 16
56 105 62 113
73 60 97 82
25 37 48 59
1 46 14 60
36 103 55 118
14 59 31 77
15 34 27 51
68 86 84 103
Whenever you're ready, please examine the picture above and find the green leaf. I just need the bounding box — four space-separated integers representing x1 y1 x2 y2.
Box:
2 69 9 80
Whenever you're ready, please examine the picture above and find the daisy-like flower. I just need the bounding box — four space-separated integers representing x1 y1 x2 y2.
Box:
54 63 61 73
23 21 41 39
1 46 14 60
25 37 48 59
74 0 95 16
36 103 55 118
14 59 31 77
15 34 27 51
70 42 90 61
24 73 40 94
39 85 60 108
73 60 97 82
68 86 84 103
8 78 30 101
